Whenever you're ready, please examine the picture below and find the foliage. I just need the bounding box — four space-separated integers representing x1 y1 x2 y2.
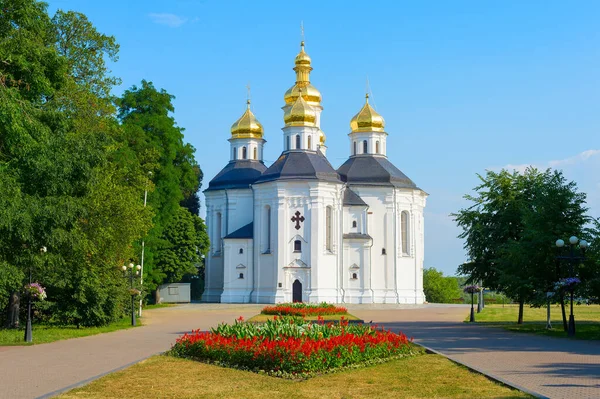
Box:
170 317 420 377
453 167 598 322
261 303 348 317
423 268 462 303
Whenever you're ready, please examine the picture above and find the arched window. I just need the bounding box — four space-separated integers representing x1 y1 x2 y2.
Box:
352 220 357 228
286 136 290 151
262 206 271 253
401 211 409 255
239 248 243 254
382 248 386 255
307 135 312 149
294 240 302 252
376 141 380 154
352 273 358 280
242 146 247 159
353 141 357 155
238 273 244 279
363 140 368 154
216 212 222 253
326 206 332 251
296 134 301 149
233 147 237 160
253 147 258 160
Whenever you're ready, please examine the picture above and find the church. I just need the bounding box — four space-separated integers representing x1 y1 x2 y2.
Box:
202 41 427 304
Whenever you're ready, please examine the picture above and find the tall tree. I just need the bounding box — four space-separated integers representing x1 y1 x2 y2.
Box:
423 268 462 303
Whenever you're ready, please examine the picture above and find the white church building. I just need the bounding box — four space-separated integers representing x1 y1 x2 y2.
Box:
202 41 427 304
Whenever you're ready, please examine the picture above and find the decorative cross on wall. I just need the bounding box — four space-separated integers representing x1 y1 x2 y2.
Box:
291 211 305 230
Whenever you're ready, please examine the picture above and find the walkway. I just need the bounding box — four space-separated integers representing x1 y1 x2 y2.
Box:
1 304 599 399
349 305 600 399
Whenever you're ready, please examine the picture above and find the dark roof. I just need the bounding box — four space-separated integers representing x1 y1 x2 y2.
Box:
205 160 267 191
224 222 253 239
343 233 372 240
343 188 368 207
254 151 342 184
337 156 418 189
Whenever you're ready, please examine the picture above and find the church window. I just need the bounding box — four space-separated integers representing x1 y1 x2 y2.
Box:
352 273 358 280
242 146 247 159
239 248 243 254
382 248 386 255
376 141 380 154
352 220 357 228
326 206 333 251
296 134 301 149
401 211 410 255
233 147 237 160
216 212 222 254
363 140 368 154
253 147 257 160
307 135 312 149
262 206 271 253
294 240 302 252
353 141 357 155
286 136 290 151
238 273 244 279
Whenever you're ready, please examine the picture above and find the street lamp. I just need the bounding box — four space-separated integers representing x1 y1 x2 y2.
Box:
555 236 587 337
122 263 142 326
139 171 152 318
25 246 46 343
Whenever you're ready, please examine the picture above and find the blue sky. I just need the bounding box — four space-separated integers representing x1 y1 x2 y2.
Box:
48 0 600 276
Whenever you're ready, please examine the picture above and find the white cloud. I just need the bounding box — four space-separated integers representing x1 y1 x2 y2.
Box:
148 13 188 28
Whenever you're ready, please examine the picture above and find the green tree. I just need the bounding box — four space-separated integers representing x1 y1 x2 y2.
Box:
423 268 462 303
454 168 596 324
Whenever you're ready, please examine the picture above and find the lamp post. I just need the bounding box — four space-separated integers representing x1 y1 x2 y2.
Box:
555 236 587 337
139 171 152 318
25 246 46 343
122 263 141 326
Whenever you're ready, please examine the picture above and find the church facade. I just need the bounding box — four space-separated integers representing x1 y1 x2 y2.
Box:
202 41 427 304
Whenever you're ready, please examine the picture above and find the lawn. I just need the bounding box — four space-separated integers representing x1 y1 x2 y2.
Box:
0 317 139 346
58 354 532 399
246 313 361 323
470 304 600 340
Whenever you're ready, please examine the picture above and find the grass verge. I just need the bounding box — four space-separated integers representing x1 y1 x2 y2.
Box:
0 317 139 346
246 313 361 323
469 304 600 340
143 303 178 310
58 353 532 399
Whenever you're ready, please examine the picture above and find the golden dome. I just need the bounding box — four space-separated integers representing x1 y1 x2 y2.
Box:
319 130 326 145
231 100 264 139
295 41 311 65
350 94 385 133
284 90 316 126
284 83 322 106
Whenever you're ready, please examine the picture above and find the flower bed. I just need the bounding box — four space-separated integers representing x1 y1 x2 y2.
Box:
170 317 421 377
260 302 348 317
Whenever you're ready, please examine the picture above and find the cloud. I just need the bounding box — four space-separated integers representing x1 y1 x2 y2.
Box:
148 13 188 28
491 149 600 173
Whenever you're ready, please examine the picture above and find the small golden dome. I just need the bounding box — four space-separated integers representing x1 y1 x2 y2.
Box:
319 130 326 145
231 100 264 138
284 83 322 106
284 90 316 126
350 94 385 132
295 41 311 65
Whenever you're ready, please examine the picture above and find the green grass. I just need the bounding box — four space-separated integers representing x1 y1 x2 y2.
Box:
143 303 177 310
469 304 600 340
246 313 361 323
58 354 532 399
0 317 139 346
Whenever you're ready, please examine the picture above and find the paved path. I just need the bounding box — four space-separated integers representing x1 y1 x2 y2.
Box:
1 304 599 399
349 305 600 399
0 304 263 399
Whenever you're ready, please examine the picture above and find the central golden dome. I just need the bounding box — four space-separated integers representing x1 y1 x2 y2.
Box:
350 94 385 133
284 90 316 126
283 41 322 107
231 100 264 139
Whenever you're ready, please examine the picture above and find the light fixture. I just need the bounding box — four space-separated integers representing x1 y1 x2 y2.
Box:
555 239 565 248
569 236 579 245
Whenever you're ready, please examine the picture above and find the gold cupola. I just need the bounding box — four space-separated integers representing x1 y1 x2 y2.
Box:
230 100 264 139
284 89 316 126
350 94 386 133
283 41 322 107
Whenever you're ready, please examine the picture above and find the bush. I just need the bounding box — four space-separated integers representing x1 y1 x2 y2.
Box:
261 303 348 317
423 268 462 303
170 317 421 377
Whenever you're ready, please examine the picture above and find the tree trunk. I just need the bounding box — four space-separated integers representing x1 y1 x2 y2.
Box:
5 291 20 329
560 293 568 332
154 288 161 304
517 299 524 324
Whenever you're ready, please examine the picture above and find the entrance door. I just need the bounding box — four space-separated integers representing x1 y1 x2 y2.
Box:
292 279 302 303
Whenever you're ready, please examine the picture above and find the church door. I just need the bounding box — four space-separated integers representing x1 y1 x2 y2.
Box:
292 279 302 303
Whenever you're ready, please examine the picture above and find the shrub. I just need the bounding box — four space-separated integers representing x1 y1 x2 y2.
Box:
170 317 421 377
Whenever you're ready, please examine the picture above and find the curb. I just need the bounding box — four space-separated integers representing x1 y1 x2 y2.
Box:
419 344 548 399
